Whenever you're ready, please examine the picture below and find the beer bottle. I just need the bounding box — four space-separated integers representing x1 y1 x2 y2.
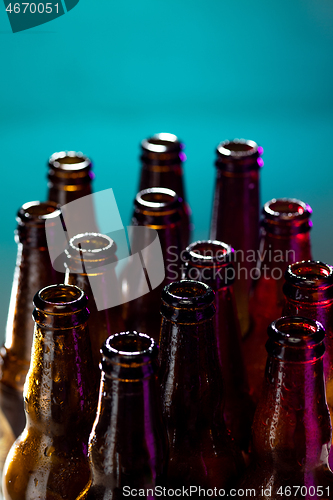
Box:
244 198 312 403
3 284 98 500
282 260 333 469
239 316 333 499
210 139 263 337
159 280 244 491
121 187 183 342
183 241 255 458
64 232 124 371
139 133 191 247
77 331 168 500
0 201 63 486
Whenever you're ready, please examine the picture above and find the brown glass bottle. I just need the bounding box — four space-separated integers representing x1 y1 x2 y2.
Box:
0 201 63 475
182 241 255 457
64 232 124 371
77 332 168 500
282 261 333 470
159 280 244 492
239 316 333 499
244 198 313 403
121 187 183 342
139 133 191 247
3 284 98 500
210 139 263 337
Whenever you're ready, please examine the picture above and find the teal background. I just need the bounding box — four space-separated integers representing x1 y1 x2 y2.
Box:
0 0 333 342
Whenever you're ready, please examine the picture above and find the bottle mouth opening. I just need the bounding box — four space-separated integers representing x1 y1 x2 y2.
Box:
286 261 333 286
264 198 312 221
103 332 156 358
162 280 215 308
49 151 91 171
136 187 178 210
69 233 114 254
141 133 182 154
185 240 232 266
18 201 61 221
217 139 260 157
33 284 88 316
268 316 325 347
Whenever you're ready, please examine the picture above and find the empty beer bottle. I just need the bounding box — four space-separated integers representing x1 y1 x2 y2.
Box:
3 284 98 500
159 280 244 492
183 241 254 458
282 260 333 469
121 187 183 342
244 198 312 403
0 201 63 488
64 232 124 371
76 332 168 500
238 316 333 499
139 133 191 247
210 139 263 337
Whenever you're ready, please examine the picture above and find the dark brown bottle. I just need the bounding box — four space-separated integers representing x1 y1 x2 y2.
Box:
159 280 244 492
76 331 168 500
3 284 98 500
121 187 183 342
210 139 263 337
182 241 255 458
244 198 313 403
0 201 63 482
282 261 333 470
239 316 333 499
139 133 191 247
64 232 124 371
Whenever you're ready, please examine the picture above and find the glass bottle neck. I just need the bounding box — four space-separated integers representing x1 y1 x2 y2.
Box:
253 355 331 470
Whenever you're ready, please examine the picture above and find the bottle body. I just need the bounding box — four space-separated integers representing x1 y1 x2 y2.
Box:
77 332 168 500
139 133 191 247
239 316 333 499
244 198 312 403
159 280 244 491
183 241 254 457
121 187 183 342
3 284 98 500
210 139 263 337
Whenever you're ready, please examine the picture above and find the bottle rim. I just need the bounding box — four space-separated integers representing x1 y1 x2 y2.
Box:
216 138 261 158
135 187 180 215
184 240 233 267
102 331 157 360
268 316 325 348
141 133 183 154
161 279 215 309
284 261 333 287
263 198 312 221
48 151 92 171
33 284 88 314
17 201 61 223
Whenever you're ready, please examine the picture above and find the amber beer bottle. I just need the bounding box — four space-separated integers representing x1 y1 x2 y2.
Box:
282 261 333 469
210 139 263 337
121 187 183 342
244 198 312 403
64 232 124 370
0 201 62 481
139 133 191 247
182 240 254 457
239 316 333 499
3 284 98 500
159 280 244 492
77 332 168 500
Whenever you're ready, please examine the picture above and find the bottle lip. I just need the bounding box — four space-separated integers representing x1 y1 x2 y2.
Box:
17 201 61 224
184 240 233 267
216 138 261 158
161 280 215 309
101 331 158 365
65 233 117 272
263 198 312 221
285 261 333 287
33 284 88 314
141 133 183 154
135 187 180 213
48 151 92 171
268 316 325 348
